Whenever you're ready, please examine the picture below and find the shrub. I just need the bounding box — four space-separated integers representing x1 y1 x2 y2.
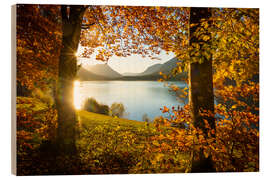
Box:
83 98 109 115
99 104 110 115
142 114 150 123
110 103 125 118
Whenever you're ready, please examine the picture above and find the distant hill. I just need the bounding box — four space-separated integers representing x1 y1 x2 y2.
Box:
77 57 187 81
121 57 187 80
140 64 163 76
158 57 179 74
122 72 140 76
77 67 110 81
85 64 123 79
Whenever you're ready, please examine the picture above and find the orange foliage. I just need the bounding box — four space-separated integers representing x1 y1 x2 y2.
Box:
16 4 62 90
16 97 57 155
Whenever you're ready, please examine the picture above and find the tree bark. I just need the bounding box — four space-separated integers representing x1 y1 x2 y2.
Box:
189 7 215 172
56 5 86 154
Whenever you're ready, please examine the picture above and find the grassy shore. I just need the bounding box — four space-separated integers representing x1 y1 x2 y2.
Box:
77 110 155 174
76 110 188 174
77 110 148 131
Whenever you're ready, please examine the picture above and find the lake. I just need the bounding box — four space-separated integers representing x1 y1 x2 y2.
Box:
74 81 188 121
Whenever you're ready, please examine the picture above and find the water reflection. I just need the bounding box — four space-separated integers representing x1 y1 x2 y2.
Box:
77 81 188 121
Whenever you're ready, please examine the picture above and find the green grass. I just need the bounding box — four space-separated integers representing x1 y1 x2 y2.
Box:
77 110 153 136
77 110 153 173
78 110 146 129
76 110 188 174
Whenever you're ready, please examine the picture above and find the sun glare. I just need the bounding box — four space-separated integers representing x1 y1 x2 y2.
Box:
74 80 81 110
74 51 80 58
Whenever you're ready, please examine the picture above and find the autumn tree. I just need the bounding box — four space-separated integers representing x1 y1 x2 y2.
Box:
55 5 87 154
16 4 61 95
16 4 62 174
188 7 215 172
148 7 259 172
16 4 62 153
17 4 88 173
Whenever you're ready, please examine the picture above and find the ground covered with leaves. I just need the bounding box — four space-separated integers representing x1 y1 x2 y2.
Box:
77 110 189 174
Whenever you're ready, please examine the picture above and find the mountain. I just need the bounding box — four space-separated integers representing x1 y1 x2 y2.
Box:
136 57 179 77
158 57 179 74
122 57 179 77
122 72 140 76
77 67 110 81
120 57 187 80
77 57 186 81
122 58 179 77
140 64 163 76
84 64 123 79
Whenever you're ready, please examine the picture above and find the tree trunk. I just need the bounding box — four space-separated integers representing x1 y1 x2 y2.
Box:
56 5 86 154
189 7 216 172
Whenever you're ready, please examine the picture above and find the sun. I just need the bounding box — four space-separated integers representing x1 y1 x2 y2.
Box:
74 51 79 57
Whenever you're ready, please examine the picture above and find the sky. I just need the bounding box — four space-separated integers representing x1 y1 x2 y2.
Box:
77 50 175 74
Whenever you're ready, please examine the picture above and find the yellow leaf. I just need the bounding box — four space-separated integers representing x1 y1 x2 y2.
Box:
155 153 164 162
202 35 210 41
203 150 209 158
153 140 160 146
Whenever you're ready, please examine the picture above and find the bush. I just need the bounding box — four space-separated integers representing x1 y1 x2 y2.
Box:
99 104 110 115
83 98 109 115
82 98 126 118
110 103 125 118
142 114 150 123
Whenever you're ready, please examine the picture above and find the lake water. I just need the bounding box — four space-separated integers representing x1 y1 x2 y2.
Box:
75 81 188 121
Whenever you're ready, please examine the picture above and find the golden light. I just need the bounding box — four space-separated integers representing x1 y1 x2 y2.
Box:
74 52 78 57
74 80 81 110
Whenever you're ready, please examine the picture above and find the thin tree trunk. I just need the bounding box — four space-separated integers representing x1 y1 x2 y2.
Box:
56 5 86 154
189 7 215 172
